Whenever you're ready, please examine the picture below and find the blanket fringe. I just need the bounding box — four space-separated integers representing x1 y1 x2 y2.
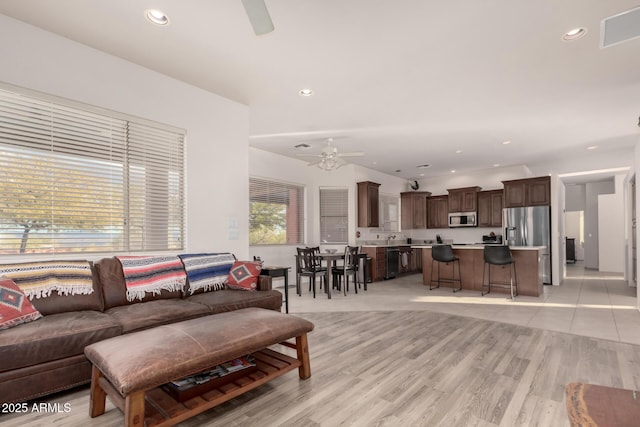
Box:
126 280 185 302
25 285 94 300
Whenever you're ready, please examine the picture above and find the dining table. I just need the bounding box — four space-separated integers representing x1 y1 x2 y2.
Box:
316 252 344 299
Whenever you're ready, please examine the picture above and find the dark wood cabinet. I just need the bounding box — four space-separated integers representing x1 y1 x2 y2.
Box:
502 176 550 207
447 187 481 212
477 190 503 227
427 195 448 229
362 246 386 282
400 191 431 229
357 181 380 227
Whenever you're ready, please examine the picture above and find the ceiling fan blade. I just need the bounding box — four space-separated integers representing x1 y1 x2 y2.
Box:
336 152 365 157
241 0 275 35
296 153 323 157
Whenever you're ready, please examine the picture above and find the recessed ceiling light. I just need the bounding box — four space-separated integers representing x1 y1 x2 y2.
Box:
493 164 500 167
145 9 170 26
587 145 598 150
419 173 425 177
563 27 587 41
502 140 512 145
455 150 462 154
451 170 456 173
298 89 314 97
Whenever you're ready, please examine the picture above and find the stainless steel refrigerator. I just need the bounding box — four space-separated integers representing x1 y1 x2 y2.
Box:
503 206 552 284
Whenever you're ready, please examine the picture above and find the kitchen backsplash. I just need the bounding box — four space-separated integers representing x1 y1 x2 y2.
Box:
355 226 502 245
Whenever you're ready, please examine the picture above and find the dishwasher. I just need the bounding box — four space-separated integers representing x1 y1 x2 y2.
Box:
385 247 399 279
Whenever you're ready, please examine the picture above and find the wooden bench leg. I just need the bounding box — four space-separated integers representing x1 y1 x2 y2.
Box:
90 365 106 418
124 390 145 427
296 333 311 379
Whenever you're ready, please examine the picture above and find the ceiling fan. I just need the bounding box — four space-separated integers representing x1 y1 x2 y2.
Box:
241 0 274 35
297 138 365 171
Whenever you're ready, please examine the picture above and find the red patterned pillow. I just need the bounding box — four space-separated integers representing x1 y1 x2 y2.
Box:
0 277 42 330
226 261 262 291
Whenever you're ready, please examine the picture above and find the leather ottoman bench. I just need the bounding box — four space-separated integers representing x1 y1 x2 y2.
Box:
84 307 314 427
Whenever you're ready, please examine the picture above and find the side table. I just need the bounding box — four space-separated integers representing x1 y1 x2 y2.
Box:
260 266 291 313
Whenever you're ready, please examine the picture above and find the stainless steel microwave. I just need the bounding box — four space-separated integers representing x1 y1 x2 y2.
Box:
448 212 477 227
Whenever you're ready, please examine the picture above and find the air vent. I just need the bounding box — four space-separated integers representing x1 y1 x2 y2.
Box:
294 143 310 149
601 6 640 48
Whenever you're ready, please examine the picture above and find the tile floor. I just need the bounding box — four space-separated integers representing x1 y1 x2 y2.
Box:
278 261 640 346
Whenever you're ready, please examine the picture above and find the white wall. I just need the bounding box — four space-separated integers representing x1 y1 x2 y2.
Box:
0 15 251 258
598 175 626 273
584 180 615 269
565 184 587 211
416 164 533 195
248 148 410 270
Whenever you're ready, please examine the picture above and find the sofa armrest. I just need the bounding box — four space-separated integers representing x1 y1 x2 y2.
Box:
257 275 272 291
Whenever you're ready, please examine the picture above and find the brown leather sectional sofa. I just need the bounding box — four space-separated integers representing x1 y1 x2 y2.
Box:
0 257 282 404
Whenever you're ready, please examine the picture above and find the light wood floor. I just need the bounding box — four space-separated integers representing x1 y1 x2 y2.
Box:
2 308 640 426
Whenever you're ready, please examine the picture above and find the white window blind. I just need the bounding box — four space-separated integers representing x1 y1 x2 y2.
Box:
320 187 348 244
250 177 304 245
0 86 185 254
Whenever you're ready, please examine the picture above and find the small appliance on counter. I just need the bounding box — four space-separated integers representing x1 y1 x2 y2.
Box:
482 234 502 244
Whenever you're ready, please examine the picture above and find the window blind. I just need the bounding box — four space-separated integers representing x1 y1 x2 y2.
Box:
249 177 304 245
320 187 348 244
0 86 185 254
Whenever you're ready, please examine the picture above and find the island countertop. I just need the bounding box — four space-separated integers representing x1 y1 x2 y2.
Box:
420 245 544 296
411 244 546 251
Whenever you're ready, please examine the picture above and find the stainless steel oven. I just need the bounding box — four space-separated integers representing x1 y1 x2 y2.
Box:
448 212 477 227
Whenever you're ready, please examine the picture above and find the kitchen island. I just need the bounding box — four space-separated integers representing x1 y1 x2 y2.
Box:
415 245 545 297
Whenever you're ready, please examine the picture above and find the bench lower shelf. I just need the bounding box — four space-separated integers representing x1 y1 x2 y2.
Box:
98 347 302 427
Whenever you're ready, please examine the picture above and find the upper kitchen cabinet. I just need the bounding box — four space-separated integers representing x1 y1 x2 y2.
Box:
401 191 431 229
357 181 381 227
427 195 449 228
447 187 481 212
502 176 551 207
477 190 503 227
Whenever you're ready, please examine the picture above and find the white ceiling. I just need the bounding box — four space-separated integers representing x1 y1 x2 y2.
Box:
1 0 639 182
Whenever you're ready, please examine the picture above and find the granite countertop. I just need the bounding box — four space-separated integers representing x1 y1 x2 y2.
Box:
360 243 412 248
410 244 546 250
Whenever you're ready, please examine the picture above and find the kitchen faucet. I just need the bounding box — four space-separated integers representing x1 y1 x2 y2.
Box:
386 234 396 245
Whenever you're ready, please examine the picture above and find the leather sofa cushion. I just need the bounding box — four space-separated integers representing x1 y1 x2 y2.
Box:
96 257 182 310
105 299 210 334
0 311 122 372
29 265 105 315
186 289 282 314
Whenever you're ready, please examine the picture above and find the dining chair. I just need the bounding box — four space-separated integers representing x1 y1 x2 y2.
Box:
296 247 326 298
331 245 359 295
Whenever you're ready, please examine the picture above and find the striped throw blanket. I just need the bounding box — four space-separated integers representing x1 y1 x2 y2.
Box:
0 260 94 299
178 253 236 294
116 256 187 302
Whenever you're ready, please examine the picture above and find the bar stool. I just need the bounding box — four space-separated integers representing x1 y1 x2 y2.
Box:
482 245 517 299
429 244 462 292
